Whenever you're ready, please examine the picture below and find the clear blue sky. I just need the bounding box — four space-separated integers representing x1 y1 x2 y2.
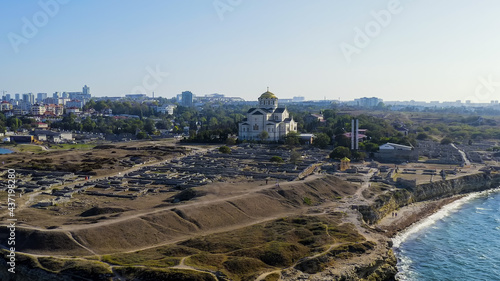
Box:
2 0 500 102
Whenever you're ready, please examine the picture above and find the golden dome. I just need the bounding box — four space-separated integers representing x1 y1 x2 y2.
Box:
259 91 277 99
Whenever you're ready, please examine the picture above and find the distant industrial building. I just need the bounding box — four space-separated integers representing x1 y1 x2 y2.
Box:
354 97 383 107
125 94 148 101
195 93 244 104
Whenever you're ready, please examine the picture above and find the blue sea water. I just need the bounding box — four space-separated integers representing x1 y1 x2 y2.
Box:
0 148 13 154
394 189 500 281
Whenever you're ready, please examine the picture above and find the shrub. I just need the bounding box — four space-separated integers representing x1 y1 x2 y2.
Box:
440 138 453 145
270 156 284 163
303 197 312 205
219 146 231 153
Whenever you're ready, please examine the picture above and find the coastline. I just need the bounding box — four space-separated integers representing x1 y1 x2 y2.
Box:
376 195 464 238
1 167 498 280
370 174 500 280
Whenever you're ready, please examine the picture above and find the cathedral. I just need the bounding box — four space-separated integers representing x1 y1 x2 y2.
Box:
238 90 297 141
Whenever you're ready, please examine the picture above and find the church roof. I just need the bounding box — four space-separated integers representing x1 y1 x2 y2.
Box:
274 108 286 113
252 111 263 115
259 91 277 99
247 108 256 113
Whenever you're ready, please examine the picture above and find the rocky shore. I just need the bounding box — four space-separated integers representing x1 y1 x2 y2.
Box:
351 171 500 281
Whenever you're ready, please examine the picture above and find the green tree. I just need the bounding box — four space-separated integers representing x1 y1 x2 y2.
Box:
258 130 269 141
313 133 331 148
284 131 300 145
82 117 96 132
334 134 350 147
329 146 351 160
416 133 429 140
7 117 22 132
136 131 149 139
226 137 237 145
208 117 219 129
364 142 379 152
155 119 172 130
290 150 302 164
144 119 156 134
352 151 366 161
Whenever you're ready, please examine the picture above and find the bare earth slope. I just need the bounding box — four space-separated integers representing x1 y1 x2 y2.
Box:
1 175 357 255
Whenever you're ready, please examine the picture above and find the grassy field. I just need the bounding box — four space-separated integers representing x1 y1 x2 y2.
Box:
16 144 44 153
48 143 96 150
99 214 366 281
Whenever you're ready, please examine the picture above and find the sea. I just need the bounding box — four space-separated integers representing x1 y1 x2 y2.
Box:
393 189 500 281
0 148 13 154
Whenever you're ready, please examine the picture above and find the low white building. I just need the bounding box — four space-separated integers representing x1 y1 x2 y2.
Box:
379 142 413 151
156 104 176 115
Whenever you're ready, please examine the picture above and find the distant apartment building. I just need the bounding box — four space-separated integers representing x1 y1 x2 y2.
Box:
69 90 91 104
66 107 80 114
31 104 46 116
13 108 28 116
83 85 90 96
17 101 32 112
37 93 48 103
22 93 35 105
15 93 20 101
354 97 383 107
66 100 84 108
181 91 193 107
0 101 13 111
45 104 64 116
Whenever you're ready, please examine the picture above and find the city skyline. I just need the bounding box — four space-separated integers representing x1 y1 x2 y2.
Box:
3 1 500 102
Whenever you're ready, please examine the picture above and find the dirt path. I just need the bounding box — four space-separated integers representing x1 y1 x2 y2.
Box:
64 231 99 256
255 270 281 281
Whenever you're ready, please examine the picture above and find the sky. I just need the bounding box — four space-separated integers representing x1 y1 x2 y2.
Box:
2 0 500 102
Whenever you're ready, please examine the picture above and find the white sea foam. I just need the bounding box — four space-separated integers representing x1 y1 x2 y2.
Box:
395 188 500 281
392 188 500 248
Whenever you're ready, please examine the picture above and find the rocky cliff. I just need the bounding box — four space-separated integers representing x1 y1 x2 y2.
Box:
349 172 500 281
358 172 500 225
